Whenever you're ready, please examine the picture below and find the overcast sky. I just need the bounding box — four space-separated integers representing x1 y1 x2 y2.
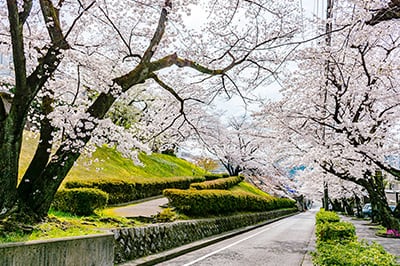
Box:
182 0 327 119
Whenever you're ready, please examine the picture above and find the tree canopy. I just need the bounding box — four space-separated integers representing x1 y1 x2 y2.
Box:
0 0 301 223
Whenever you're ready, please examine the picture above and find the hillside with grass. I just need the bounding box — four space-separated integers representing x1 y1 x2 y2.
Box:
20 132 292 214
19 132 278 202
19 132 207 185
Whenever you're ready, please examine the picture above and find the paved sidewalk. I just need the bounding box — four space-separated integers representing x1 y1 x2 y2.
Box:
110 197 169 218
301 221 316 266
340 215 400 263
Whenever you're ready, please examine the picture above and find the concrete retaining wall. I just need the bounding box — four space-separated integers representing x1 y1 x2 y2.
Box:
0 233 114 266
112 208 297 263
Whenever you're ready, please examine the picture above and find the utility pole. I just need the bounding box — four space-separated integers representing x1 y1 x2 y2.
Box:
322 0 334 210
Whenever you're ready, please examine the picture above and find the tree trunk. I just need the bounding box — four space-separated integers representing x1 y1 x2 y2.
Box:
18 95 54 203
323 181 329 210
19 152 81 218
354 192 362 218
342 198 354 216
362 172 400 231
331 198 343 212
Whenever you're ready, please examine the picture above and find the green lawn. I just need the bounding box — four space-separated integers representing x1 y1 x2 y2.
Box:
19 132 207 185
230 181 274 199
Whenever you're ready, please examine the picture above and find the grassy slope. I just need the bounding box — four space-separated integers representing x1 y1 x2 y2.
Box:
20 133 270 198
20 133 273 201
230 181 274 199
19 132 207 185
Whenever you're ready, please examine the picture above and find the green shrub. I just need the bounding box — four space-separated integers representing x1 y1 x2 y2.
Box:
315 209 340 224
203 173 230 181
313 209 397 266
65 176 206 204
163 189 296 215
316 221 356 242
52 188 108 216
153 208 177 222
313 240 397 266
190 175 244 190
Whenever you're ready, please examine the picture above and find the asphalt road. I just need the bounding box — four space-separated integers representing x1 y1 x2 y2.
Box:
157 207 318 266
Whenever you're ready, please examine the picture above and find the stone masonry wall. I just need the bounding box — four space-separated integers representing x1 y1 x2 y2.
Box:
112 208 297 263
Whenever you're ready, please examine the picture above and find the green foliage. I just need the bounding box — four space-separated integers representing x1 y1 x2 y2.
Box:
203 173 230 181
315 208 340 224
230 181 274 199
106 100 140 129
0 210 139 243
65 176 206 204
20 135 206 182
153 208 177 222
137 153 207 178
163 189 296 216
0 229 30 243
66 149 207 182
316 221 356 242
314 240 398 266
0 225 102 244
190 175 244 190
52 188 108 216
313 209 398 266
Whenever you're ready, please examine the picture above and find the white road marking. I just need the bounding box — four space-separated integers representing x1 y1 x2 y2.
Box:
182 221 286 266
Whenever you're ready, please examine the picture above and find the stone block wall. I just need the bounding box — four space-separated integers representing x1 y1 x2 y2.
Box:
112 208 297 263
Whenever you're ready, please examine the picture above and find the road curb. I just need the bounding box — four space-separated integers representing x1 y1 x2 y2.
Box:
118 211 300 266
301 218 316 266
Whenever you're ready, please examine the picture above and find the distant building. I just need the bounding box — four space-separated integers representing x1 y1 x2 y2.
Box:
0 53 12 77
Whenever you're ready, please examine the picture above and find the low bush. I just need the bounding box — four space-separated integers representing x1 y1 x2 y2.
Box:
314 240 397 266
65 176 205 204
153 208 177 222
52 188 108 216
163 189 296 215
203 173 230 181
315 208 340 224
190 175 244 190
313 209 397 265
316 221 356 242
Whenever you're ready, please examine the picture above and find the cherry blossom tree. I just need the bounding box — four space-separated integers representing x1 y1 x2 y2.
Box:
256 0 400 230
195 114 269 176
0 0 302 225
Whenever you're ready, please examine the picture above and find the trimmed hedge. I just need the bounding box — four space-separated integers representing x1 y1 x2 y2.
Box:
65 176 206 204
52 188 108 216
313 209 397 265
314 240 398 266
163 188 296 215
203 173 230 181
316 209 340 224
316 221 356 242
190 175 244 190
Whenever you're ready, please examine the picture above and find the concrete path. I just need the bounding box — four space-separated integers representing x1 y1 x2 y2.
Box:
119 211 314 266
110 197 169 217
341 215 400 263
110 199 399 264
145 209 317 266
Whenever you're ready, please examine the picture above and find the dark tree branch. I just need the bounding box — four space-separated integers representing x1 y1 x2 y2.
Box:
39 0 69 49
150 73 184 113
19 0 33 25
367 0 400 25
142 2 170 63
